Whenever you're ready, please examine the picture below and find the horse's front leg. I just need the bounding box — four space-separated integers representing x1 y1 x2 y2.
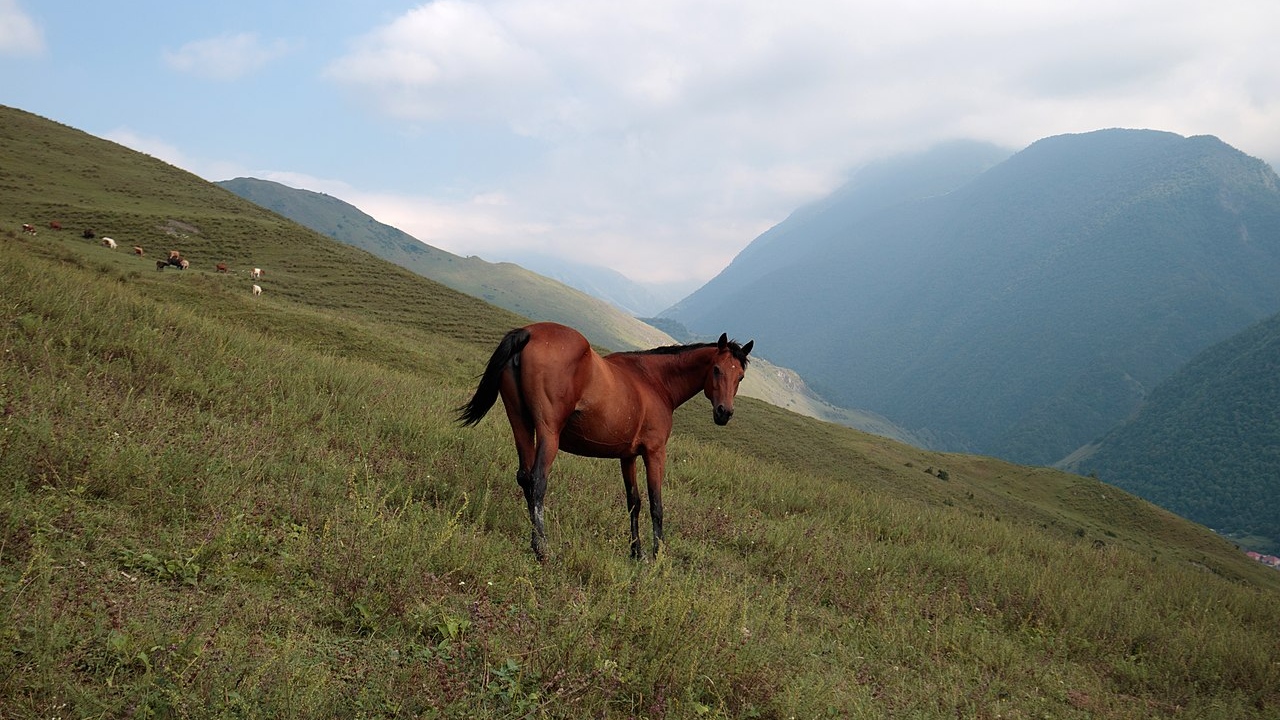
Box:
620 456 643 559
641 446 666 557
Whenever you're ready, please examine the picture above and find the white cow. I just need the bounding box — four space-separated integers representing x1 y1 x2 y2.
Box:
251 267 263 280
101 237 117 249
252 284 262 297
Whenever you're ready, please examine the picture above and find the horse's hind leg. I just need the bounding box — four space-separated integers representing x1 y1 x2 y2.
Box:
517 469 544 560
524 430 561 560
501 374 546 559
621 456 643 559
504 402 558 560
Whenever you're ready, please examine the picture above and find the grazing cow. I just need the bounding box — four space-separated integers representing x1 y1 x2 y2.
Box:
215 262 229 273
83 228 95 239
169 250 181 260
132 246 144 257
179 259 190 270
49 221 62 230
102 237 117 249
156 260 167 271
252 284 262 297
251 267 263 280
21 224 36 235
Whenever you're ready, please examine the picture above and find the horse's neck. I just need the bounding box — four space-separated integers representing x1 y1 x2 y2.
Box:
646 349 713 409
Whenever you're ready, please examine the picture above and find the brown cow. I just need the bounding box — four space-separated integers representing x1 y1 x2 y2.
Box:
49 221 62 230
216 262 229 273
82 228 95 239
133 246 144 257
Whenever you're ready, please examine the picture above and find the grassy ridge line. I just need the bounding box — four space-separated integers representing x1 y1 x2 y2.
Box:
0 104 527 351
3 232 1279 717
215 176 677 352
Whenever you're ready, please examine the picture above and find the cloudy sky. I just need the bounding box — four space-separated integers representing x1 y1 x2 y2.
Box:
3 0 1279 285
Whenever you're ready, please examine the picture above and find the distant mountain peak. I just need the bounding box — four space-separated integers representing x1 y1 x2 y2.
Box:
664 130 1280 465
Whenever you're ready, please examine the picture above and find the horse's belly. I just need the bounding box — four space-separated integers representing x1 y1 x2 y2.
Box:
560 415 639 458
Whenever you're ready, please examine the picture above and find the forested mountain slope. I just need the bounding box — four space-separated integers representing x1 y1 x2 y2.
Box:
664 130 1280 465
1070 311 1280 552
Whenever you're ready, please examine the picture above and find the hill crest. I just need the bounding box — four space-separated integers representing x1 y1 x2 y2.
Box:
217 176 674 352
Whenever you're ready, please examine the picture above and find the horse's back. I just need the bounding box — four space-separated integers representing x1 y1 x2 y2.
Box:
524 321 588 347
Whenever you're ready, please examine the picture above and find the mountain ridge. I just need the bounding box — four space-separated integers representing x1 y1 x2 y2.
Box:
664 129 1280 465
217 176 674 352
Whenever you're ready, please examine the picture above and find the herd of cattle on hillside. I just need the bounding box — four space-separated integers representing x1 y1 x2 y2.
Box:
19 220 264 296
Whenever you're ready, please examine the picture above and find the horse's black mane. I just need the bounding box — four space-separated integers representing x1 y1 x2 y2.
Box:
617 340 751 369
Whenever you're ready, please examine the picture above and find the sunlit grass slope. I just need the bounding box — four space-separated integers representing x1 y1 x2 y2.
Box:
4 229 1279 719
1 104 1279 718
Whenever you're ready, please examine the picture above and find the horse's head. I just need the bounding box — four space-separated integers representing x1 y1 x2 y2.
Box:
705 333 754 425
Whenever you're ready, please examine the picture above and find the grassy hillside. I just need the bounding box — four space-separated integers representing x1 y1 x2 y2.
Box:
0 107 525 350
5 224 1280 719
3 105 1280 718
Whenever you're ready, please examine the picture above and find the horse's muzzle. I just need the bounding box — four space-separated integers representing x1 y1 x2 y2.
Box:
713 405 734 425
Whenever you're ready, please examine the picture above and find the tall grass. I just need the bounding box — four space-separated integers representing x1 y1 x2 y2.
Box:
2 229 1279 718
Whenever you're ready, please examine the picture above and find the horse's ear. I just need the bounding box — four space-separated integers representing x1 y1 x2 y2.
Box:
742 340 753 356
717 333 728 350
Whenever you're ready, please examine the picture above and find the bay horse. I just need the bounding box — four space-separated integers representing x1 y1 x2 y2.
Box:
458 322 753 560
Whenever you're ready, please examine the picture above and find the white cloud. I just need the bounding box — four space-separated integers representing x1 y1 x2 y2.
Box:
319 0 1280 282
104 128 192 168
0 0 44 56
164 32 296 81
326 1 548 122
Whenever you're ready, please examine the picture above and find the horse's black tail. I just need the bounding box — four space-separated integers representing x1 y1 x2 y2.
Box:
456 328 531 426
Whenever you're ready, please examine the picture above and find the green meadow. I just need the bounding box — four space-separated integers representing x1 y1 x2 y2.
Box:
2 105 1279 718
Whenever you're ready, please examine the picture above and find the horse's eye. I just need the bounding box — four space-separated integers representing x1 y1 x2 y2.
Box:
713 366 722 377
